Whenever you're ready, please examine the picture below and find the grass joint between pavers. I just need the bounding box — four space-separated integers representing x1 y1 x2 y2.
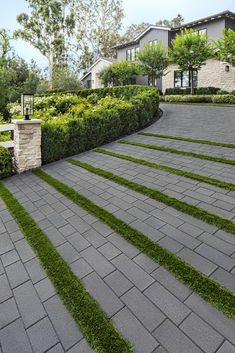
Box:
118 140 235 166
33 167 235 319
0 180 133 353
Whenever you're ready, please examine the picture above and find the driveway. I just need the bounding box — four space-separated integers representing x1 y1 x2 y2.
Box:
0 104 235 353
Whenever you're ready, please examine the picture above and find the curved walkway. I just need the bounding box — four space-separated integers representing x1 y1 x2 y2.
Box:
0 104 235 353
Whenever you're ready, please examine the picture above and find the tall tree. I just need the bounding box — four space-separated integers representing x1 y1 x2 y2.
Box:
15 0 75 88
156 14 184 28
169 28 213 94
121 22 151 42
137 41 168 87
215 28 235 66
73 0 124 71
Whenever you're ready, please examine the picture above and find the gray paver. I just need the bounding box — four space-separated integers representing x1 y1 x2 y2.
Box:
107 232 140 258
81 246 115 277
113 307 158 353
0 298 19 329
27 317 59 353
1 249 19 267
180 312 224 353
6 261 29 288
82 272 124 317
98 242 121 260
67 232 90 252
210 268 235 292
144 281 191 325
112 253 154 291
14 238 35 263
13 281 46 328
47 343 65 353
0 274 12 304
70 258 93 279
56 242 80 264
104 270 133 297
177 247 217 275
0 319 33 353
153 319 202 353
44 295 82 350
133 252 159 273
121 287 165 332
67 339 94 353
216 341 235 353
24 257 46 284
35 277 56 302
0 233 14 255
195 243 235 271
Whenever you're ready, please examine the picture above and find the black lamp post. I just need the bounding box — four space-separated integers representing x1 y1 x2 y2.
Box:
21 94 34 120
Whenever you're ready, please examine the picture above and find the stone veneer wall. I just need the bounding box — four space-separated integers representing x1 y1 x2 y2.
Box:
13 119 43 174
162 58 235 93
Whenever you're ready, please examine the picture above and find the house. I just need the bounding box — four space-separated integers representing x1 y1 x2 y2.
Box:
81 57 117 89
82 11 235 92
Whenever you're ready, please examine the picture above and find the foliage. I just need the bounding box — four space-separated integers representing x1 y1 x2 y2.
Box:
73 0 124 71
137 41 168 87
40 86 159 163
0 146 12 179
52 66 83 91
15 0 75 88
215 28 235 66
169 29 214 94
99 60 140 86
160 94 235 104
165 87 220 95
156 14 184 28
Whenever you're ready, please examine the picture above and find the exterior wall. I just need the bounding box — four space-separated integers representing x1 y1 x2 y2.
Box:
117 45 139 61
225 17 235 31
172 18 226 44
92 60 111 88
162 59 235 93
139 28 169 47
82 73 92 89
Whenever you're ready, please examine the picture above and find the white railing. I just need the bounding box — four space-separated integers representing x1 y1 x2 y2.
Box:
0 124 14 149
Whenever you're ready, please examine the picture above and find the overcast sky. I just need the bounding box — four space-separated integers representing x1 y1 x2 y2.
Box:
1 0 235 69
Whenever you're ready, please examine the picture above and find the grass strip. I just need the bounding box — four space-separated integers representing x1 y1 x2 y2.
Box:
118 140 235 165
94 148 235 191
160 102 235 107
138 132 235 149
68 159 235 236
0 181 133 353
33 168 235 319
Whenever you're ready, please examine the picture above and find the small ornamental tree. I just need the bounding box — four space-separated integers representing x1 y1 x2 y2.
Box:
215 28 235 66
99 60 140 86
169 29 213 94
137 41 168 87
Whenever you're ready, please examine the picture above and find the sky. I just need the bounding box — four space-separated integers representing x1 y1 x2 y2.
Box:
0 0 235 70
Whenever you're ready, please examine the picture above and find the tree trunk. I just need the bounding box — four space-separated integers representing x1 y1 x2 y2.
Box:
152 72 155 87
190 69 194 95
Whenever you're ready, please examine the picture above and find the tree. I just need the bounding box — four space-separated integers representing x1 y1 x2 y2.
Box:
156 14 184 28
169 28 213 94
52 66 83 90
215 28 235 66
15 0 75 88
121 22 151 42
137 41 168 87
73 0 124 70
99 60 140 86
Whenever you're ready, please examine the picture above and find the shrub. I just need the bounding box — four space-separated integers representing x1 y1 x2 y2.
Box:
0 146 12 179
216 90 229 95
165 87 220 95
231 90 235 96
212 95 235 104
162 95 213 103
41 86 159 164
86 93 100 104
196 87 220 95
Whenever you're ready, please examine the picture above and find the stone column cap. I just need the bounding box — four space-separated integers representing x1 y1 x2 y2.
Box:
12 119 43 125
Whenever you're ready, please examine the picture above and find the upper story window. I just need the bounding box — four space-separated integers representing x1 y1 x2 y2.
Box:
126 47 139 61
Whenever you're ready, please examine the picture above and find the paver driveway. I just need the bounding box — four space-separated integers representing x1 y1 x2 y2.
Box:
0 104 235 353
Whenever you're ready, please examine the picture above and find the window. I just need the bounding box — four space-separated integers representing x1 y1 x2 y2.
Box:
148 77 157 87
87 80 92 89
174 71 198 88
126 47 139 61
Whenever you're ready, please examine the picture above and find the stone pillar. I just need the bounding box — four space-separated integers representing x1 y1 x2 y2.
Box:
12 119 43 174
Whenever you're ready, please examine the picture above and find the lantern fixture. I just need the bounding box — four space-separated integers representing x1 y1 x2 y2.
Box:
21 94 34 120
225 65 230 72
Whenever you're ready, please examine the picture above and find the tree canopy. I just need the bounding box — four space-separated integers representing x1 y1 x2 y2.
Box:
215 28 235 66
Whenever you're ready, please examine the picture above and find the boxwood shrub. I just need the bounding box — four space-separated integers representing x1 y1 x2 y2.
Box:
160 94 235 104
41 86 159 164
165 87 220 95
0 146 12 179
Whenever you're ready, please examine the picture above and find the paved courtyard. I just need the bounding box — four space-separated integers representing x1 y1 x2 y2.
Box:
0 104 235 353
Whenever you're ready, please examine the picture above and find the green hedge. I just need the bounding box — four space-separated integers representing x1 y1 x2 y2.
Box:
41 86 159 164
160 94 235 104
0 146 12 179
165 87 220 95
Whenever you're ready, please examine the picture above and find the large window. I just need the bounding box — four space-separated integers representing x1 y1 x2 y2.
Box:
126 47 139 61
174 71 198 88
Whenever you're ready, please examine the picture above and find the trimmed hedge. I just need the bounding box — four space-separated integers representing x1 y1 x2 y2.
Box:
160 94 235 104
165 87 220 95
41 86 159 164
0 146 12 179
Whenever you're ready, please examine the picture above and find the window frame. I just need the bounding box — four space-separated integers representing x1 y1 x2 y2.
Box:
174 71 198 88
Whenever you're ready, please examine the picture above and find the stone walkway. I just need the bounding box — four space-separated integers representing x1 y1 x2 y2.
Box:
0 104 235 353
